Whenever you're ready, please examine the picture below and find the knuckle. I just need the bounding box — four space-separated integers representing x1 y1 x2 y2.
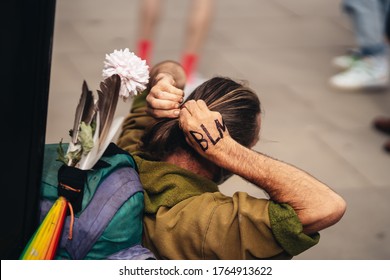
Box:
150 86 158 95
149 99 159 109
177 89 184 98
187 100 195 105
156 91 164 99
176 92 184 102
212 111 222 118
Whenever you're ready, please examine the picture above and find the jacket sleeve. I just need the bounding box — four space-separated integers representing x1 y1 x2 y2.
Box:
116 91 155 153
144 191 319 259
204 192 319 259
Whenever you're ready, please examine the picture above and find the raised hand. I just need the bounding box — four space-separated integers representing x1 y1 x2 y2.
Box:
146 73 184 119
179 99 231 158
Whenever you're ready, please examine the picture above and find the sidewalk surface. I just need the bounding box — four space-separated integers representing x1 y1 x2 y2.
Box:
46 0 390 259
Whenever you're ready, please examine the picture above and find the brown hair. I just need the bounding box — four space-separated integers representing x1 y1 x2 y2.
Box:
141 77 261 160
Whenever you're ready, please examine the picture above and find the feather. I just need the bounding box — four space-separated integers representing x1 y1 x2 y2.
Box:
80 83 96 125
71 81 94 144
94 116 125 162
77 74 121 170
97 74 121 149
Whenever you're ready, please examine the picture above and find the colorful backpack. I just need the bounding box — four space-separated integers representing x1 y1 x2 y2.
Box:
39 143 154 260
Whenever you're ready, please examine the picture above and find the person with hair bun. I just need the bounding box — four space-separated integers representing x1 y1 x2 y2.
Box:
117 60 346 260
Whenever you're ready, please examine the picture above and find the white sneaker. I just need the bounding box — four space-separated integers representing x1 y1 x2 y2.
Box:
332 49 362 70
329 55 389 90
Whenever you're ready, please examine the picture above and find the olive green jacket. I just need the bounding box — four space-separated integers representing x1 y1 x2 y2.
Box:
117 92 319 259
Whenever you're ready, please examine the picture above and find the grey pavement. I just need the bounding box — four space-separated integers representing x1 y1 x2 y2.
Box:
46 0 390 259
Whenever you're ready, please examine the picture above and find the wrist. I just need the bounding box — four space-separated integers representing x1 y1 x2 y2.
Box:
155 72 175 85
149 60 186 90
206 136 238 167
210 138 260 179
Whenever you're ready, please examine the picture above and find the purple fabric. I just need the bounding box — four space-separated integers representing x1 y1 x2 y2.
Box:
107 244 155 260
40 167 144 259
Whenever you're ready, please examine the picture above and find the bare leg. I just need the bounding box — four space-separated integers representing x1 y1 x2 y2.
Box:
137 0 163 64
184 0 215 54
182 0 215 80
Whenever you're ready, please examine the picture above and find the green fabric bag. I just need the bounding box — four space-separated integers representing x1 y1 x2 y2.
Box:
39 143 154 260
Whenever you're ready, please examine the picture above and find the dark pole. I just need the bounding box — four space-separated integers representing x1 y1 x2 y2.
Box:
0 0 56 259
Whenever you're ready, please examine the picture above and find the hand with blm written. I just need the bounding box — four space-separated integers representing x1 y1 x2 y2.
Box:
179 100 229 155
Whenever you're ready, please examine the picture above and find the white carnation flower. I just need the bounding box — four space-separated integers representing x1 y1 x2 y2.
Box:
102 48 149 101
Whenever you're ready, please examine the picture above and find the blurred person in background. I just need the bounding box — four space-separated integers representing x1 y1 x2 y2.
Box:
372 5 390 154
136 0 215 92
330 0 390 90
373 116 390 153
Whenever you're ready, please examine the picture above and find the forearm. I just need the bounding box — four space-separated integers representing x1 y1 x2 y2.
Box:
212 138 346 234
